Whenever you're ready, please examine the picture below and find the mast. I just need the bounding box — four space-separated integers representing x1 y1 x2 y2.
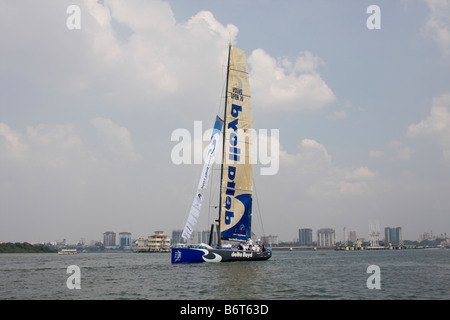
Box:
217 43 232 249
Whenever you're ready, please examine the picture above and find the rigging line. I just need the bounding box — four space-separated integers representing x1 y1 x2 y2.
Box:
252 175 266 238
207 155 216 230
216 47 229 116
217 80 227 115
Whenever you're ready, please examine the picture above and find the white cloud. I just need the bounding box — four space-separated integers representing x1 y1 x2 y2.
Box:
1 119 142 171
0 1 238 113
0 1 243 242
0 123 27 157
26 124 82 150
345 167 378 180
257 137 380 240
423 0 450 57
106 0 176 31
395 146 416 161
277 139 377 198
279 139 331 172
335 166 378 196
329 110 348 120
369 150 383 158
2 0 446 244
248 49 336 112
91 117 142 162
369 139 418 162
1 1 334 117
22 123 91 172
407 94 450 137
186 10 238 42
94 2 238 111
407 92 450 160
337 181 369 196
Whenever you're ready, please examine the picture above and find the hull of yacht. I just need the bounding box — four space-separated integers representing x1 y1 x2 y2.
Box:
171 247 272 263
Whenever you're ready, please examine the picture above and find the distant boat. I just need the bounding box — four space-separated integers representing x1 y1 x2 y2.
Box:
171 44 272 263
58 248 78 255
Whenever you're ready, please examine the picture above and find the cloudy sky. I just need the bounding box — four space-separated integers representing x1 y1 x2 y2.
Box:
1 0 449 244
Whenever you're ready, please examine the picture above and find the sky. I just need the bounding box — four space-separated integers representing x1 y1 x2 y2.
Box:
1 0 450 244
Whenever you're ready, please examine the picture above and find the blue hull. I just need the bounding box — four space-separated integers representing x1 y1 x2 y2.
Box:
171 247 272 263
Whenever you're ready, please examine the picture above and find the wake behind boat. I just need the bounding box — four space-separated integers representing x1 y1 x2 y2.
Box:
171 44 272 263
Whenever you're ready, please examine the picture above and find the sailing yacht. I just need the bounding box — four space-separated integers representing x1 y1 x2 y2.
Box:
171 44 272 263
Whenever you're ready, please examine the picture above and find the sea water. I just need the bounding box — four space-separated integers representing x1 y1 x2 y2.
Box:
1 248 449 300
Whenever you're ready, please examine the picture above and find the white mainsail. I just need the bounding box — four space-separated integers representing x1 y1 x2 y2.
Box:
219 46 254 241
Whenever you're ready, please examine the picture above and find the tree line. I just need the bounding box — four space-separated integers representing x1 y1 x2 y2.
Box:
0 242 57 253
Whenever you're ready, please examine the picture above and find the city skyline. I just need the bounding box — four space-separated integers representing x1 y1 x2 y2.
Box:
15 223 447 247
1 1 450 244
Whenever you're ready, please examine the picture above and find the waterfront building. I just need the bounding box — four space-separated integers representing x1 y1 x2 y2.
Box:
171 229 183 245
261 235 279 246
419 231 434 242
348 231 357 243
103 231 116 248
135 231 171 252
385 227 402 245
172 229 217 245
298 228 313 246
201 229 216 245
190 231 203 244
369 220 381 247
317 228 335 247
119 232 132 249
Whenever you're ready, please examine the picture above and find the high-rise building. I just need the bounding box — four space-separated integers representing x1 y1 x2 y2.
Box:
190 231 202 244
385 227 402 245
171 230 183 245
171 229 218 246
369 220 380 247
317 228 335 246
103 231 116 247
298 228 313 246
348 231 357 243
201 229 217 245
119 232 132 249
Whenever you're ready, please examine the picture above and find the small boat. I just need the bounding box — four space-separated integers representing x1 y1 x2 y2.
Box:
171 44 272 263
58 248 78 255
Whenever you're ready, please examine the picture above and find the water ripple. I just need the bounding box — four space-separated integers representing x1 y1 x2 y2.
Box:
1 250 449 299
